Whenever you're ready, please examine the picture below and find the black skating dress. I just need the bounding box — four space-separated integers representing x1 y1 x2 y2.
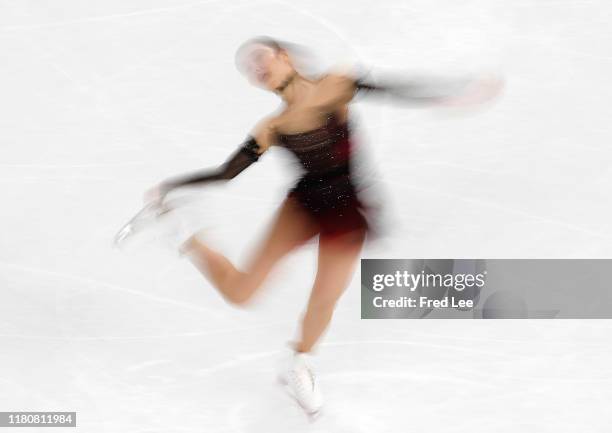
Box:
277 112 372 239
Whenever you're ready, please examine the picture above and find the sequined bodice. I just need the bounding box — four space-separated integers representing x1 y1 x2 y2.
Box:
276 114 352 179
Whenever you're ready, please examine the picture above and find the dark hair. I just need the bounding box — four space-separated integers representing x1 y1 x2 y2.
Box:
235 36 315 76
237 36 284 53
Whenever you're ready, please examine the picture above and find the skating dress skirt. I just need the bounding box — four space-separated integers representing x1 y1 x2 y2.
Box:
277 113 371 238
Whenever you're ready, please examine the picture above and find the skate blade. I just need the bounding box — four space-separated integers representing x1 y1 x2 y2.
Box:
113 224 133 247
307 410 322 423
113 201 169 249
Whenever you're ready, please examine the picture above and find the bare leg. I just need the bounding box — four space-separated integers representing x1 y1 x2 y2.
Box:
183 197 319 305
295 229 366 353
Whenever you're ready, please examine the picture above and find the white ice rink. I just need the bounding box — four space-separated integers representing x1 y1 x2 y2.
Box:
1 0 612 431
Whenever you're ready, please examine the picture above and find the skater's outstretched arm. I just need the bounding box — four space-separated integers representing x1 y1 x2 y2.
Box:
160 136 262 194
144 117 277 204
353 71 503 107
354 75 451 105
317 70 502 110
142 136 263 205
166 137 260 186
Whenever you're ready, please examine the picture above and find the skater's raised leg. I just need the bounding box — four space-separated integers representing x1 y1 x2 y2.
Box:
182 196 318 305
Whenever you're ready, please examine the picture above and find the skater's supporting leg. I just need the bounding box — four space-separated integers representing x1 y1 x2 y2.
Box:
295 229 366 353
183 197 318 305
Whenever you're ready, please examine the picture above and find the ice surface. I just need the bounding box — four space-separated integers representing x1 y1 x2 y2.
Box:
1 0 611 431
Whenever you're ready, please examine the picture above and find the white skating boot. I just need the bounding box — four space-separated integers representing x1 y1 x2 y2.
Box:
114 198 203 255
278 352 323 417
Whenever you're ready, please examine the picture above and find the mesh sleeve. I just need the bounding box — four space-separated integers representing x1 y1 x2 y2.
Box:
354 74 471 106
162 136 262 192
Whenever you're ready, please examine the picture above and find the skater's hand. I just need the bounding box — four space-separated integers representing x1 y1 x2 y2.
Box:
440 73 504 107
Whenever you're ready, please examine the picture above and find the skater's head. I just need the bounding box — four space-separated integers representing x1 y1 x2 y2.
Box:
235 36 301 93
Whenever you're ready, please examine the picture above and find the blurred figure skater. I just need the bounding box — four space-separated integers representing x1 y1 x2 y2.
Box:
143 36 502 416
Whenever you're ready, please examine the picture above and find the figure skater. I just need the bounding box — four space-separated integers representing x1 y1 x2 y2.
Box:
140 36 502 416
